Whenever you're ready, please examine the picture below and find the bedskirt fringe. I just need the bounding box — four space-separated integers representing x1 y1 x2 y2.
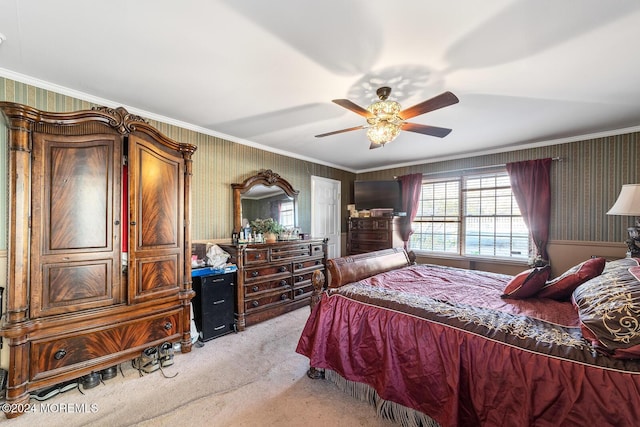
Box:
325 369 441 427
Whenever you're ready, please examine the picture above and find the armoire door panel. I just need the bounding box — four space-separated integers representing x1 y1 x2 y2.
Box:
31 133 123 318
39 259 114 316
137 254 180 294
128 134 184 303
47 144 111 251
138 148 180 248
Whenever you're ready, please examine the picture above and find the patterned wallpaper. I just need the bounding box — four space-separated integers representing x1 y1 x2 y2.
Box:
0 77 355 247
1 76 639 247
358 132 640 242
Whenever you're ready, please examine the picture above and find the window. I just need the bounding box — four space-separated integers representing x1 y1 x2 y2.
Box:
278 201 295 228
409 171 530 259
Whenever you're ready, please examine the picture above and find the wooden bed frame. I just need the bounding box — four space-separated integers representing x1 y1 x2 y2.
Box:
310 248 415 308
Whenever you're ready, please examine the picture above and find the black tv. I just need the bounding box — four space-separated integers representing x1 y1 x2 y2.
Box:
354 180 403 211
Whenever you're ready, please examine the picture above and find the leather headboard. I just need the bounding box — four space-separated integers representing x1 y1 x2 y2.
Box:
327 248 411 289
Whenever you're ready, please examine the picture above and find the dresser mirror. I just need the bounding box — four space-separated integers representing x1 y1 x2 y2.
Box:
232 169 299 236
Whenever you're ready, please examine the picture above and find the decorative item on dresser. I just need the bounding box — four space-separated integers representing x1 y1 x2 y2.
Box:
0 102 197 418
219 240 327 331
347 216 404 255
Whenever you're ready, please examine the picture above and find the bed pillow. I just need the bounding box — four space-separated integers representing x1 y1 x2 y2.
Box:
573 258 640 359
501 265 551 299
537 257 606 300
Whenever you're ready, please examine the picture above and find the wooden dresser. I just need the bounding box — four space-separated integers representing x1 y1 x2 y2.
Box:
219 239 327 330
0 103 196 417
347 217 405 255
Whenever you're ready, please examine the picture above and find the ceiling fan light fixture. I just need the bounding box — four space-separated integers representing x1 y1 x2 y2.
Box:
317 87 457 147
366 99 401 120
366 120 401 146
366 98 403 146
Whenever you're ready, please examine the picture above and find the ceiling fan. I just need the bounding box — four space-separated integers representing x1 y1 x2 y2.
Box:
315 87 459 149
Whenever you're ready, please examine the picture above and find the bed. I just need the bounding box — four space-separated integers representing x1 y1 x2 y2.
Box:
296 248 640 427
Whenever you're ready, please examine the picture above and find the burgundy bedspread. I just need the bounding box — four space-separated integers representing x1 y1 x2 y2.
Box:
296 264 640 427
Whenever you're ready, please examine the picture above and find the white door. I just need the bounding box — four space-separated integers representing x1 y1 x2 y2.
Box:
311 176 341 259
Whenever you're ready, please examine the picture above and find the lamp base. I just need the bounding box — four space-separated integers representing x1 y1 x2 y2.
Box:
625 226 640 258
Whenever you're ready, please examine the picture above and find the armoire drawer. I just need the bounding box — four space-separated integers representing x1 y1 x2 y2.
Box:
30 309 181 379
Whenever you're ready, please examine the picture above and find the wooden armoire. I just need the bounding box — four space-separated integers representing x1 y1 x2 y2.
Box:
0 103 197 417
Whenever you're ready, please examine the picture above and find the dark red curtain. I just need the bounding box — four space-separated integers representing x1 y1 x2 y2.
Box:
398 173 423 248
506 158 552 263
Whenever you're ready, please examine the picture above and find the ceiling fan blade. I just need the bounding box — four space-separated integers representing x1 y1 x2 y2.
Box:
402 122 453 138
315 125 365 138
399 91 459 120
332 99 373 118
369 142 382 149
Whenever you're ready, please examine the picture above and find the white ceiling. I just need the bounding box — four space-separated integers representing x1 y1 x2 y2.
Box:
1 0 640 173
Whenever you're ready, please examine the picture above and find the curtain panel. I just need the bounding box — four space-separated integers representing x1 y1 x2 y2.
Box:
506 158 552 263
398 173 423 248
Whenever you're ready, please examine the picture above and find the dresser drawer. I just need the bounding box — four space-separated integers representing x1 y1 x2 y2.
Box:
350 230 389 242
352 219 389 230
245 277 291 296
270 244 311 261
349 241 390 253
244 263 290 282
244 248 269 265
293 257 324 272
30 310 181 379
310 243 325 258
245 290 293 312
293 281 314 299
293 271 315 288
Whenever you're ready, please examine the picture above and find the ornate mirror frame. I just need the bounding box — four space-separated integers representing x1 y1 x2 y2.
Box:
232 169 299 233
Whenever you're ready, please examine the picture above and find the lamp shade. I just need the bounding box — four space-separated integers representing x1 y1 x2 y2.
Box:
607 184 640 216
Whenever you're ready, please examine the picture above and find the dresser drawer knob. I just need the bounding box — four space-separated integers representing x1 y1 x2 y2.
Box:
278 266 288 273
164 322 173 330
255 253 262 259
252 286 259 292
280 280 288 287
252 301 259 307
54 349 67 360
251 271 259 277
315 260 320 265
280 294 288 300
296 263 303 269
297 276 304 282
297 289 304 295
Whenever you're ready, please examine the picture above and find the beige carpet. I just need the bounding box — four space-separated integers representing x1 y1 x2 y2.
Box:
5 307 394 427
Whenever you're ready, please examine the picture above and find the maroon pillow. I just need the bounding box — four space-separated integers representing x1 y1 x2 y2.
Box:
537 257 606 300
501 265 551 299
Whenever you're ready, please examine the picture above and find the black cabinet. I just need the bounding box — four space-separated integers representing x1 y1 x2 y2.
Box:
192 271 236 341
